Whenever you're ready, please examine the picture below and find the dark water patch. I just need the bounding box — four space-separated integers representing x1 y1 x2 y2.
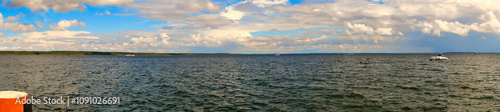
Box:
428 68 444 72
479 72 490 74
470 95 495 100
395 85 420 90
345 92 365 99
402 106 413 110
420 106 447 111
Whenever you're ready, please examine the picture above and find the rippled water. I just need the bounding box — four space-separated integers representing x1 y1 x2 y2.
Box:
1 54 499 111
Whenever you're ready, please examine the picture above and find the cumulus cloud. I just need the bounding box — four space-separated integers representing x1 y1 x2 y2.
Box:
186 28 252 47
346 22 393 35
2 23 37 32
0 12 37 32
131 36 159 46
49 20 86 31
375 28 393 35
415 11 500 36
4 15 20 21
129 0 221 22
0 30 100 50
220 5 246 20
5 0 134 12
472 11 500 35
293 35 329 45
4 0 500 53
418 20 470 36
219 0 283 21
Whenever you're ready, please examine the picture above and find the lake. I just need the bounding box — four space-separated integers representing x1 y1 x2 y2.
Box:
0 54 499 111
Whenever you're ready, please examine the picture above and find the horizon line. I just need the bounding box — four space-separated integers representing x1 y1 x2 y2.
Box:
0 50 497 55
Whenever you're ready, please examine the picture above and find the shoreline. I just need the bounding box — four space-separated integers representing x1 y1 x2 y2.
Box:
0 51 497 56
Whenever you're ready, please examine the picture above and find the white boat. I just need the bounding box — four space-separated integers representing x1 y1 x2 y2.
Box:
430 53 447 61
430 56 448 61
275 53 280 56
124 54 135 56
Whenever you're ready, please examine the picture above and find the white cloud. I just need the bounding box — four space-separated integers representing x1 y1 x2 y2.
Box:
346 22 393 35
186 28 252 47
471 11 500 35
185 14 234 27
0 12 37 32
266 0 500 38
1 30 176 52
417 20 470 36
0 30 99 50
4 15 20 21
220 5 246 20
2 22 37 32
48 20 86 31
375 28 393 35
131 36 159 47
105 10 111 15
129 0 221 22
6 0 134 12
5 0 500 53
251 0 288 7
346 22 375 34
235 42 430 53
21 30 98 39
294 35 328 45
415 11 500 36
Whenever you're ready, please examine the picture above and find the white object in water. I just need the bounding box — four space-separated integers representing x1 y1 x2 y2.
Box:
124 54 135 56
275 53 280 56
430 56 448 61
0 91 27 98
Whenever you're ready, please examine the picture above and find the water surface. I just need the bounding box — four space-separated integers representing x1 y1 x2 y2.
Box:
0 54 499 111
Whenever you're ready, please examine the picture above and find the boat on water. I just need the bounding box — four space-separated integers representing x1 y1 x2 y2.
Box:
124 54 135 56
430 53 448 61
275 53 280 56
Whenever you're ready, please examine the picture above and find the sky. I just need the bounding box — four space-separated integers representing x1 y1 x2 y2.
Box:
0 0 499 53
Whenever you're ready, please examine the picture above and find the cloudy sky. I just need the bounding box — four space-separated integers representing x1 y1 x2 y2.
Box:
0 0 499 53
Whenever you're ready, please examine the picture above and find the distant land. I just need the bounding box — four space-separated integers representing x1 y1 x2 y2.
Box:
0 51 231 56
0 51 497 56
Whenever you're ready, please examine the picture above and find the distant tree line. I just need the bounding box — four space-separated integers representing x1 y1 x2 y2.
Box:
0 51 232 56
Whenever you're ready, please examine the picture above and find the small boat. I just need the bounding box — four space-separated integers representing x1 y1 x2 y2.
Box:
124 54 135 56
430 53 448 61
275 53 280 56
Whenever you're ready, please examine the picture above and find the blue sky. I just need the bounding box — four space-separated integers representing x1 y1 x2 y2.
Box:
0 0 499 53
